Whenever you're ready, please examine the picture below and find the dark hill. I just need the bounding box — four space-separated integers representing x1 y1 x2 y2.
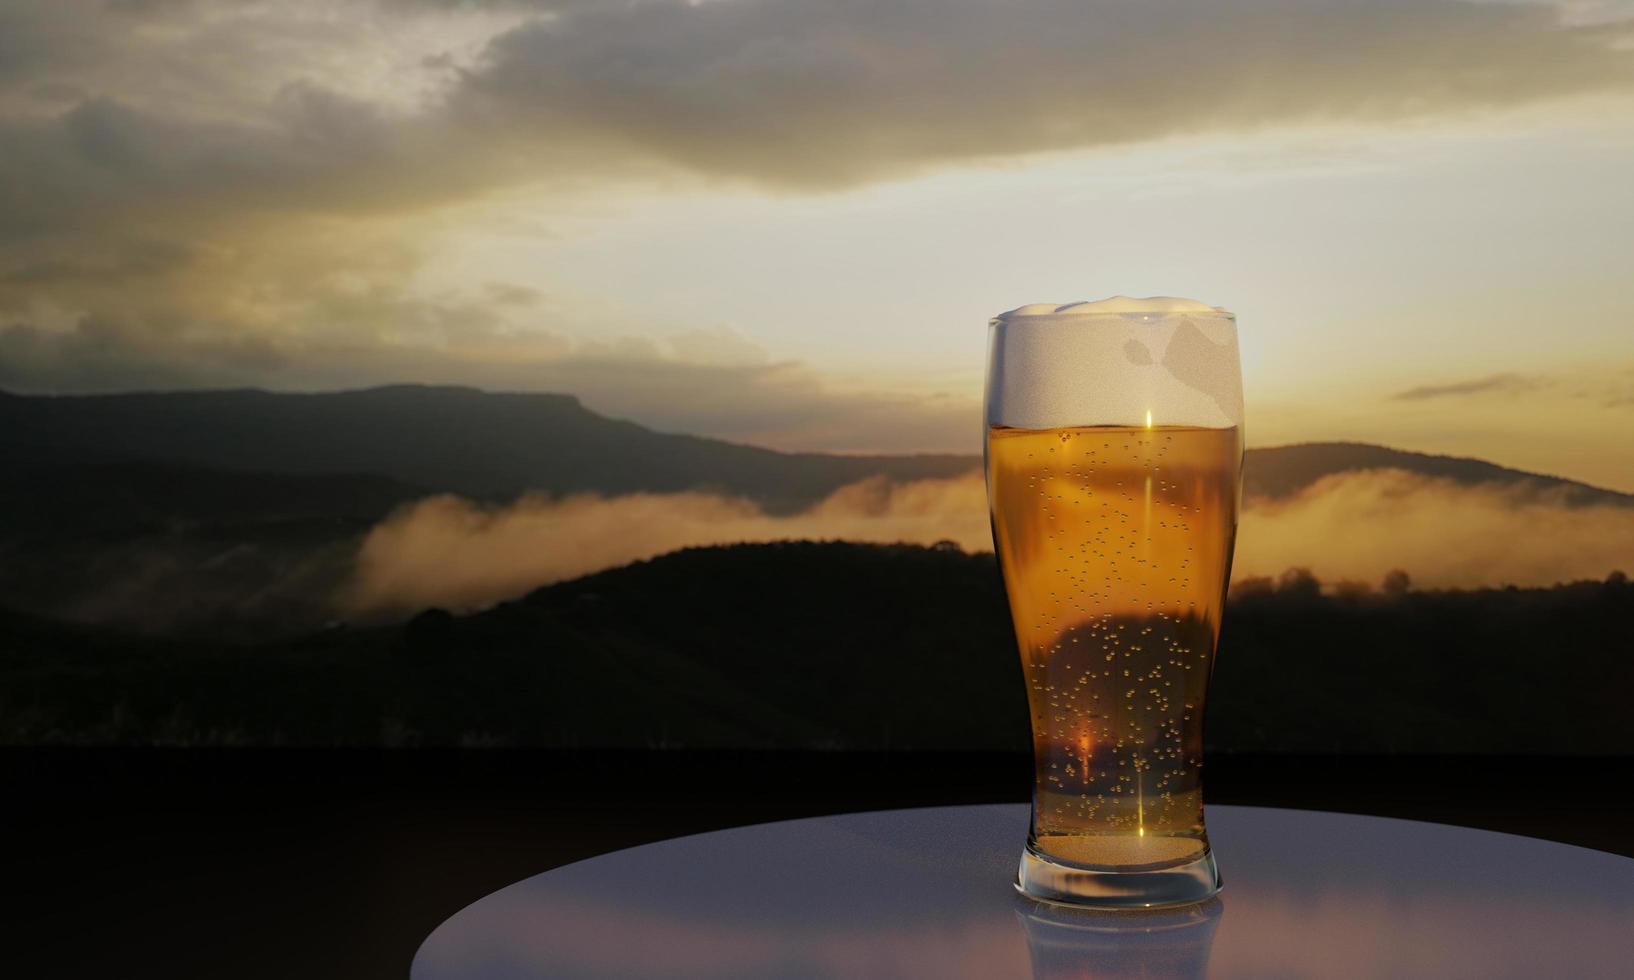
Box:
0 385 974 511
0 461 430 637
2 542 1628 754
0 461 426 535
0 542 1026 750
4 387 1626 510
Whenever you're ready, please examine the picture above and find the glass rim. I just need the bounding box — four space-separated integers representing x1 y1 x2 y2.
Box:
990 309 1236 325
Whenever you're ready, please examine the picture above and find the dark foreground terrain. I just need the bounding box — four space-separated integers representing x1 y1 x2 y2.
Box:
6 748 1632 980
4 542 1630 754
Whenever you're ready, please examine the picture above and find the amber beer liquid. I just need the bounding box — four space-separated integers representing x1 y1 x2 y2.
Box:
990 423 1239 879
988 423 1240 876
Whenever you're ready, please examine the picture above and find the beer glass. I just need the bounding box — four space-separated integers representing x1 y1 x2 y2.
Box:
985 297 1243 908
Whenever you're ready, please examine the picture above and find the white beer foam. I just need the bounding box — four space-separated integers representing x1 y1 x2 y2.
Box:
997 296 1227 319
986 296 1242 430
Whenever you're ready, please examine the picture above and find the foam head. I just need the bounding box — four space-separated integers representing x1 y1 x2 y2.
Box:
985 296 1242 430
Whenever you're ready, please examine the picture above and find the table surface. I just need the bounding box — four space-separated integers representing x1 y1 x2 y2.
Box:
412 804 1634 979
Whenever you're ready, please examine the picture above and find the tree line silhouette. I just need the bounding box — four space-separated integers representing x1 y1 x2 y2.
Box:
0 541 1626 753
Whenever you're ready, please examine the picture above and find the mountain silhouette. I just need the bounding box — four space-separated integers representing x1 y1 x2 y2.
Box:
1244 442 1631 507
4 386 1625 511
2 385 1627 636
0 385 972 512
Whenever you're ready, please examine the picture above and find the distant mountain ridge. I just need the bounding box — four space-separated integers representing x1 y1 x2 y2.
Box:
1244 442 1632 507
2 384 1627 509
0 385 972 513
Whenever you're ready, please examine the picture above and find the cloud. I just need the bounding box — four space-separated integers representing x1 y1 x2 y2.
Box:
0 311 978 451
1 0 1631 420
461 0 1634 189
342 466 1634 615
517 355 978 452
4 1 1628 229
1601 366 1634 407
1237 468 1634 588
341 474 992 616
1392 373 1539 400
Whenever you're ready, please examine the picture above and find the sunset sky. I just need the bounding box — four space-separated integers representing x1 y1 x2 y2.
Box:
2 0 1633 488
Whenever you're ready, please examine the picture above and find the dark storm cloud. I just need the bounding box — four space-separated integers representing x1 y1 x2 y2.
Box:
0 91 501 247
459 0 1634 187
0 4 97 83
0 239 194 286
1393 373 1540 401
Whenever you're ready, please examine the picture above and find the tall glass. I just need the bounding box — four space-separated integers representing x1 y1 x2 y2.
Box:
985 297 1243 908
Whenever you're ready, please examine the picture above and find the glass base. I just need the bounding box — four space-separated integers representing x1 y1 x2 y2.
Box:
1015 843 1222 910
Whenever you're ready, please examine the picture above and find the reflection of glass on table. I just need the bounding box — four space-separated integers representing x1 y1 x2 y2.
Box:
1015 896 1222 980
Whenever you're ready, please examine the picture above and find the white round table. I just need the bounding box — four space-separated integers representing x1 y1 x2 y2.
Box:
412 804 1634 979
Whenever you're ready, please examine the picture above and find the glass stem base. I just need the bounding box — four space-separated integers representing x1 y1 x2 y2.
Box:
1016 844 1222 910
